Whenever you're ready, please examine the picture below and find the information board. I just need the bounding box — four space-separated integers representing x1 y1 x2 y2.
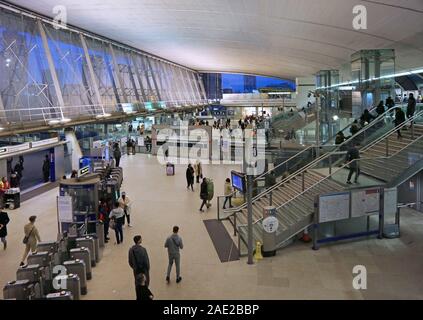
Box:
351 188 380 217
57 196 73 223
137 137 145 147
318 192 350 223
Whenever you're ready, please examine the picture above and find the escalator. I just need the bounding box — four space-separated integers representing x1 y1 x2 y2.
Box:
234 110 423 254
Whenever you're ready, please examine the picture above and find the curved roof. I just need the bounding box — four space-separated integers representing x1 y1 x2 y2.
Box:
7 0 423 79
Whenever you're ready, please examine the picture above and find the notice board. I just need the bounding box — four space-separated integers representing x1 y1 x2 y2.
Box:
318 192 350 223
351 188 380 218
57 196 73 223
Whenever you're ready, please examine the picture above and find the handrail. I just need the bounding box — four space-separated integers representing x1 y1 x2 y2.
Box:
361 109 423 153
232 105 404 206
361 134 423 161
237 131 423 230
235 107 423 213
321 105 378 145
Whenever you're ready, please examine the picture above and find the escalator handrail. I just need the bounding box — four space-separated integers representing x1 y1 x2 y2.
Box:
232 107 423 212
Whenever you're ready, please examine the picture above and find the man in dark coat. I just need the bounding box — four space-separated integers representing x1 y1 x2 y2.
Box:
113 143 122 167
186 164 194 191
394 108 406 139
406 93 416 127
128 235 150 286
0 209 10 250
199 178 209 212
42 155 50 183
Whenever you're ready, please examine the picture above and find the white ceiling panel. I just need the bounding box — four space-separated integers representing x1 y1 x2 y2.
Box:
6 0 423 79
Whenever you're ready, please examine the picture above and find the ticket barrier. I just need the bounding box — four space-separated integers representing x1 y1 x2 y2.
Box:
63 260 87 295
16 264 44 299
70 247 92 280
76 236 97 267
53 274 81 300
46 291 73 300
3 280 37 300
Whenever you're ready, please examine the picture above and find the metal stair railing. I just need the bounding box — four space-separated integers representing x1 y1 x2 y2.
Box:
222 105 412 215
236 124 423 252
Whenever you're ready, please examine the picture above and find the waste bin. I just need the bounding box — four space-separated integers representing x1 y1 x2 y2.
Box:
262 206 278 257
166 163 175 176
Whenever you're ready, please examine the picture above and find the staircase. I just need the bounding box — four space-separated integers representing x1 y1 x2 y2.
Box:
235 110 423 255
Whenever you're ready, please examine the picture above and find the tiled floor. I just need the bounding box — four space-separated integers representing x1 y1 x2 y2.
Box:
1 153 422 300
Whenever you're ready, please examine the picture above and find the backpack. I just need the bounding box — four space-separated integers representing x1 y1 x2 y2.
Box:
206 178 214 201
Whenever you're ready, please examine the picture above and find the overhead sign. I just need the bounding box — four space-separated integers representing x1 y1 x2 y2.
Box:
0 143 31 155
78 166 90 178
31 137 59 148
262 216 279 233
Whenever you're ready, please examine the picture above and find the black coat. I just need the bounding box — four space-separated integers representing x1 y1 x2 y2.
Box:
200 181 208 200
395 110 406 126
345 147 360 169
0 211 10 237
186 167 194 183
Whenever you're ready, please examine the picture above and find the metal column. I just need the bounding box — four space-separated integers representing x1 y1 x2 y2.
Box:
80 34 106 114
37 20 66 120
130 52 148 103
145 57 162 101
108 44 128 103
243 130 254 265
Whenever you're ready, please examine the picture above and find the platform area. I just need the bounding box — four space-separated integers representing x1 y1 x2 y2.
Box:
1 154 422 300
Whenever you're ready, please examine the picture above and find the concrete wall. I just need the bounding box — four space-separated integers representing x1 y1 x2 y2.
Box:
65 129 83 171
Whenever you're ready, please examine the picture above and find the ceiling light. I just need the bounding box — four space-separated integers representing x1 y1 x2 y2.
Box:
333 115 339 121
48 119 61 125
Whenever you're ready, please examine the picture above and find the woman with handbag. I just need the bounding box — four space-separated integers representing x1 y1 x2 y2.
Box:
20 215 41 266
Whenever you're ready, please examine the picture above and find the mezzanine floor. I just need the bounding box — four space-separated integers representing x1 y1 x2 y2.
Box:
1 154 423 300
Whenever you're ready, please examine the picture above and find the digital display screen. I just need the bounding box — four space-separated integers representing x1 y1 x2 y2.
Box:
231 171 245 193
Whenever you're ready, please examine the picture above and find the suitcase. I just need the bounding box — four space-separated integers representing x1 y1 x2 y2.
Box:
87 233 102 262
69 247 92 280
46 291 73 300
166 163 175 176
3 280 34 300
76 236 96 267
53 274 81 300
63 259 87 295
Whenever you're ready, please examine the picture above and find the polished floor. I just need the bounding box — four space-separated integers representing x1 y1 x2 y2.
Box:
1 153 422 300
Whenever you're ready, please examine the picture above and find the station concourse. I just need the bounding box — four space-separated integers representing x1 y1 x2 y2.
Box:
0 0 422 301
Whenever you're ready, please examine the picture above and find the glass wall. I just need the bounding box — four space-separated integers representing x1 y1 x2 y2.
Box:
0 6 206 126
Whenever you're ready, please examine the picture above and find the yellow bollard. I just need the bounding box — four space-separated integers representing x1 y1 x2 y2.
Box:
254 241 263 261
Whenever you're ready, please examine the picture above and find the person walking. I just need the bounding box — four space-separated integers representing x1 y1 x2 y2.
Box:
223 178 233 209
394 107 406 139
165 226 183 283
386 96 395 113
0 207 10 250
406 93 416 127
199 177 209 212
20 215 41 266
42 155 50 183
375 101 385 116
345 143 361 185
128 235 150 287
99 199 110 243
109 202 124 244
194 160 203 184
186 164 194 191
119 192 132 227
113 143 122 167
135 273 154 300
